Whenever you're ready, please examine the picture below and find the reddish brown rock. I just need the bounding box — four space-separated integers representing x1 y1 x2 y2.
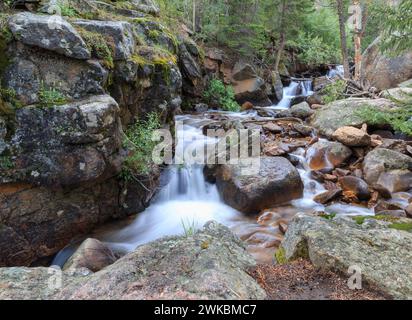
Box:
332 126 371 147
314 189 342 204
339 176 371 201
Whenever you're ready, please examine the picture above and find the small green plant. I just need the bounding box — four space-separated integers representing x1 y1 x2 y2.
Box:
320 80 346 104
204 79 240 112
274 247 287 265
59 4 79 17
388 222 412 232
319 212 337 220
356 101 412 136
181 219 197 237
38 84 67 108
0 155 14 170
121 112 161 178
77 28 114 69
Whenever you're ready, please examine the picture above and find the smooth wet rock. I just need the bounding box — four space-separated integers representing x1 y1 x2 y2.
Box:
215 157 303 214
313 189 342 204
339 176 371 201
0 222 266 300
376 170 412 193
8 12 91 59
73 19 135 60
332 126 371 147
293 123 313 137
290 102 314 120
310 98 395 138
363 148 412 190
281 213 412 299
307 140 352 170
405 204 412 218
63 238 117 272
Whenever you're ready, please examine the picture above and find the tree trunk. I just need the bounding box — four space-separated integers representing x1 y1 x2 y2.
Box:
274 0 287 73
336 0 351 79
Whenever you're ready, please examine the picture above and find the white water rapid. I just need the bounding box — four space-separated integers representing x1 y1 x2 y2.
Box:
52 70 373 266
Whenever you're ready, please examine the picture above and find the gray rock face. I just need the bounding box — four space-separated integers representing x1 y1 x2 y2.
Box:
233 77 272 107
362 37 412 91
216 157 304 214
3 43 107 106
0 117 7 155
381 87 412 104
290 102 314 120
130 0 160 16
310 98 395 138
73 19 135 61
282 213 412 299
0 222 266 300
363 148 412 191
8 12 90 60
232 62 257 81
9 95 122 187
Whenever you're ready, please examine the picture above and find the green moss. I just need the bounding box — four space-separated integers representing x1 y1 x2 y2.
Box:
275 247 287 265
130 54 153 68
38 84 67 108
76 28 115 69
388 222 412 232
352 215 401 225
148 29 160 40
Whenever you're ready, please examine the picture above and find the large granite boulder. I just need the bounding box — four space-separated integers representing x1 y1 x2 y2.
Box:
310 98 395 138
281 213 412 299
381 87 412 104
8 12 91 60
362 38 412 91
2 43 107 106
215 157 303 214
0 222 266 300
73 19 135 61
363 148 412 192
7 95 122 187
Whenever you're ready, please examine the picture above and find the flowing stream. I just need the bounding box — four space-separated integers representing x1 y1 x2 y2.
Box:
53 67 373 266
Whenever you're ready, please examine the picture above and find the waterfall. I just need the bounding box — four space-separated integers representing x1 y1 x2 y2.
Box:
327 65 344 78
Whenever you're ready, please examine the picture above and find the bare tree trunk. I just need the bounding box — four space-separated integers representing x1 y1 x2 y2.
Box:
192 0 196 32
274 0 287 73
336 0 351 79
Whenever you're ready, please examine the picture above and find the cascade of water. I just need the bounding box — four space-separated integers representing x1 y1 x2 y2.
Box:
327 65 344 78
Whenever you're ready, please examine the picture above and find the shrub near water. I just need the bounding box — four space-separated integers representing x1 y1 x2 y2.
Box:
121 112 161 179
204 79 240 112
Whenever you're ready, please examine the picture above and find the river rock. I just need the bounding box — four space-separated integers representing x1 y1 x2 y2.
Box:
362 37 412 91
290 102 314 120
363 148 412 191
0 222 266 300
310 98 395 138
307 140 352 170
376 170 412 193
73 19 135 61
332 126 371 147
8 12 91 60
281 213 412 299
405 204 412 218
313 189 342 204
215 157 303 214
63 238 117 272
293 123 313 137
339 176 371 201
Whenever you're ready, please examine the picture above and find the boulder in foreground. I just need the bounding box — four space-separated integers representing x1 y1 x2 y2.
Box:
0 222 266 300
281 213 412 299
